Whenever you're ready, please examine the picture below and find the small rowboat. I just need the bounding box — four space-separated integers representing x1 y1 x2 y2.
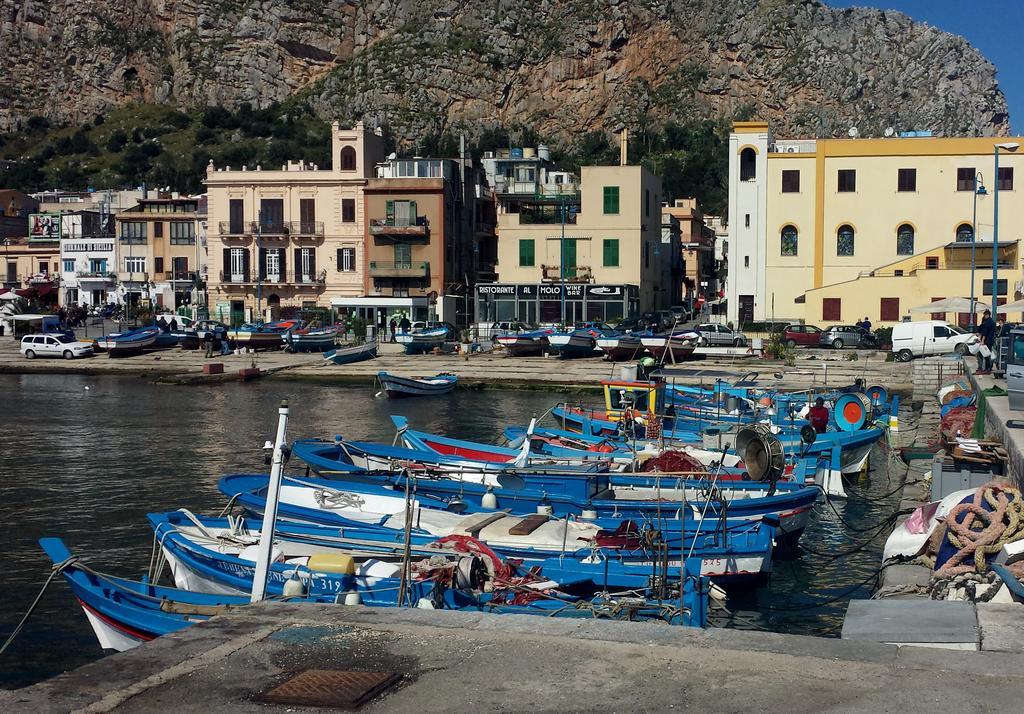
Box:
495 328 553 356
640 332 698 362
325 341 378 365
228 320 300 348
377 371 457 398
396 327 449 355
96 326 161 356
596 333 645 361
283 327 339 352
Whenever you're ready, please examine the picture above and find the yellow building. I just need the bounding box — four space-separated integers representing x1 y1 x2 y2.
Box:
727 121 1024 326
114 197 201 311
204 122 386 325
487 163 669 324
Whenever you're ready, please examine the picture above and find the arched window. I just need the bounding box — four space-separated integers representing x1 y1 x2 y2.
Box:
837 225 855 256
340 146 357 171
896 224 915 255
956 223 974 243
781 225 798 256
740 148 756 181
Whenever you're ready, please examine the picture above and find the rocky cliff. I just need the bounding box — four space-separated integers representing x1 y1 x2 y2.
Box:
0 0 1010 140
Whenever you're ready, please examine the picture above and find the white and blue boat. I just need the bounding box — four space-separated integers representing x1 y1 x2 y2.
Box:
546 329 599 358
596 333 646 361
396 326 449 355
95 326 161 356
376 371 457 398
324 341 378 365
283 327 339 352
217 474 775 583
495 328 554 356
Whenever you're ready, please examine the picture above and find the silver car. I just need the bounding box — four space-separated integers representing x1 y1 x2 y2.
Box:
696 323 747 347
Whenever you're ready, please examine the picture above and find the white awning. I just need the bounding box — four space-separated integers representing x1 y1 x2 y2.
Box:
997 299 1024 313
330 296 430 308
908 297 984 314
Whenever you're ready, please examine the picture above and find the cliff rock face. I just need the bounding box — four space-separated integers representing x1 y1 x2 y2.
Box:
0 0 1009 140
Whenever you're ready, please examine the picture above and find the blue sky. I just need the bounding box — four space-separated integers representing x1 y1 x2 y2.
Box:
827 1 1022 133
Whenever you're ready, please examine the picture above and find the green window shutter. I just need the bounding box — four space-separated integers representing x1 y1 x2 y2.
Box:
408 200 417 225
564 238 577 268
519 239 535 267
603 239 619 267
385 200 394 224
603 186 619 214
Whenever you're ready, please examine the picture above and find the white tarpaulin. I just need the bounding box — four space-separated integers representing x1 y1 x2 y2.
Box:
996 299 1024 313
908 297 985 314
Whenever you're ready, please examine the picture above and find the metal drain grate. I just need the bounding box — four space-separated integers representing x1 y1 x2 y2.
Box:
258 669 401 709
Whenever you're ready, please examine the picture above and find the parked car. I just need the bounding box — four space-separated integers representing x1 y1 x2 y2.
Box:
782 323 824 347
819 325 879 349
483 321 533 339
21 333 94 360
640 311 669 331
669 305 691 323
891 320 979 362
614 317 655 333
695 323 748 347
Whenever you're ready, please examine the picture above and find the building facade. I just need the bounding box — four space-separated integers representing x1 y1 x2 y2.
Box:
663 198 715 307
114 197 201 310
484 162 667 325
205 121 386 325
58 211 116 307
727 121 1024 326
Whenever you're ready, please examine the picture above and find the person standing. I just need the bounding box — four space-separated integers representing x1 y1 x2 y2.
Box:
861 317 872 331
977 309 996 374
389 318 397 343
807 397 830 434
399 315 411 333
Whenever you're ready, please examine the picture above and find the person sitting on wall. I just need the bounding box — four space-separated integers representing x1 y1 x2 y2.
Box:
807 397 830 434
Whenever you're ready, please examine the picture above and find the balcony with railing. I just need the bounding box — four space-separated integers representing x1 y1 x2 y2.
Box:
292 269 327 286
541 264 593 282
368 261 430 278
287 221 324 238
218 221 250 238
369 216 429 239
519 206 577 225
75 270 117 282
219 270 252 285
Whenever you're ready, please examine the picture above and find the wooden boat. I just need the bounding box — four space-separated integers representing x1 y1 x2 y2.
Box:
377 371 457 398
227 320 300 348
640 332 698 362
596 333 645 361
324 341 378 365
396 327 449 355
495 328 553 356
283 327 339 352
546 330 598 358
96 326 160 356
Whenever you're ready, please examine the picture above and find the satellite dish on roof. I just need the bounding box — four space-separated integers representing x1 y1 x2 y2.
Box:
848 127 860 139
387 152 397 160
884 127 895 137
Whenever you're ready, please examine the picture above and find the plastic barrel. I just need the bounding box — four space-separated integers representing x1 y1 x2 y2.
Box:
833 393 872 431
865 384 888 407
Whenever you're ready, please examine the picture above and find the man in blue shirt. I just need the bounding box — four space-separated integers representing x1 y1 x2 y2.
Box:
977 309 996 374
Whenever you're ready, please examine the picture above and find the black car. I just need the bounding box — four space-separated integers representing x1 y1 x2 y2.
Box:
615 317 655 333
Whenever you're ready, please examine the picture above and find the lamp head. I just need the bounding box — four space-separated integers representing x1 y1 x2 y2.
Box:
977 185 988 196
996 142 1020 152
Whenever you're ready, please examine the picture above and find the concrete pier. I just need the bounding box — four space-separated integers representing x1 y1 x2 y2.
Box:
0 339 913 393
5 605 1024 713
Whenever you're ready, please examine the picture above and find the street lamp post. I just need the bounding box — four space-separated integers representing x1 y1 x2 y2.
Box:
993 142 1020 319
969 173 987 328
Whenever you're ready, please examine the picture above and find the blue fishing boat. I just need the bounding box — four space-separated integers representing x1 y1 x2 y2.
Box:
324 341 378 365
495 328 554 356
546 330 599 358
228 320 300 348
396 326 449 355
283 326 339 352
95 326 161 355
376 371 457 398
596 332 646 361
38 537 340 652
216 475 776 583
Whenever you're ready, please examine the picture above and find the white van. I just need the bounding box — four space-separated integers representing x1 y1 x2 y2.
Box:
891 320 979 362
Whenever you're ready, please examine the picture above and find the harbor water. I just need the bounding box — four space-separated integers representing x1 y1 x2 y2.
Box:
0 374 903 689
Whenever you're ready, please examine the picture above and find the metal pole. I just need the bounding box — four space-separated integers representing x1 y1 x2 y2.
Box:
251 400 290 603
560 199 566 326
257 209 263 322
970 174 980 328
992 148 1001 320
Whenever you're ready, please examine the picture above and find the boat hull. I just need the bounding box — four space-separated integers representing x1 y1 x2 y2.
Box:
596 337 644 361
547 333 597 358
496 335 547 356
377 372 457 398
640 337 696 361
325 342 378 365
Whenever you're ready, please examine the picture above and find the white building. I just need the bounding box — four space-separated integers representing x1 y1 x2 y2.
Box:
59 211 117 307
